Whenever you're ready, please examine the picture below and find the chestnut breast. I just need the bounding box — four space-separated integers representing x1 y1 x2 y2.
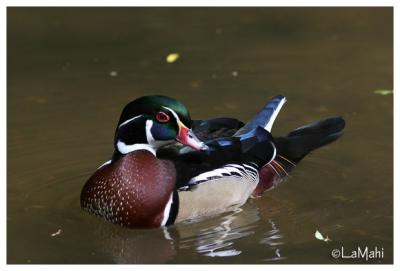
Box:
81 150 176 228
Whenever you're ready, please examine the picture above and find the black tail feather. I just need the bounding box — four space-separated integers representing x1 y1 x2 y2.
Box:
274 117 345 163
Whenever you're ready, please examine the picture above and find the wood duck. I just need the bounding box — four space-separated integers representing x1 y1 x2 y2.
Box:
81 95 345 228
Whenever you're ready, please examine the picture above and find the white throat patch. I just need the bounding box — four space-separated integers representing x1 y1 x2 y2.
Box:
116 119 157 155
116 141 156 156
116 119 171 156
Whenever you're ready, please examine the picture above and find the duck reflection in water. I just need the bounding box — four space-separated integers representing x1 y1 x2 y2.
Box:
174 204 286 261
96 223 176 263
95 203 285 263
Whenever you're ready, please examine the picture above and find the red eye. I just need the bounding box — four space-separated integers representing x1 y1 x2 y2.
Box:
156 111 170 123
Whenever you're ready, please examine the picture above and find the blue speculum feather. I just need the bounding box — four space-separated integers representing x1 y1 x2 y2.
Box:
216 139 234 146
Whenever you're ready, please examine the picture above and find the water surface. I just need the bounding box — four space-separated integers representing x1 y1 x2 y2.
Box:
7 7 393 264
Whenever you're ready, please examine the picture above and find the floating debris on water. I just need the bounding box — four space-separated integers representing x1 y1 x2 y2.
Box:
190 80 200 88
30 205 46 209
109 71 118 77
51 229 62 237
373 89 393 96
315 230 331 242
231 71 238 77
166 53 179 63
28 96 48 104
331 194 353 202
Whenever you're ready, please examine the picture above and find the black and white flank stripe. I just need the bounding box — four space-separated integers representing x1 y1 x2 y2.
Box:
178 163 259 191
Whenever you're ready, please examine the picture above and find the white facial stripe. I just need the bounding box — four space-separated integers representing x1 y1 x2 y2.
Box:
116 120 157 155
116 141 156 156
118 114 143 128
162 106 181 123
161 193 174 226
145 119 155 144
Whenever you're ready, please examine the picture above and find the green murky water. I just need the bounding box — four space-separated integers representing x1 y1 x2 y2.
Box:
7 7 393 264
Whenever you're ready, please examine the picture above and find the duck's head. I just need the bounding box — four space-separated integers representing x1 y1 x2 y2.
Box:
114 95 208 155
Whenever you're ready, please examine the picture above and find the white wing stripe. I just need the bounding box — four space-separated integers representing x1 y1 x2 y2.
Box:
187 163 260 188
265 97 286 132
